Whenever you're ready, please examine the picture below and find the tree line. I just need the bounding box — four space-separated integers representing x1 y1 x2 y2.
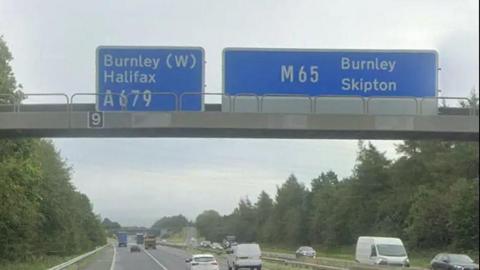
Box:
195 140 479 252
150 215 190 237
0 36 106 263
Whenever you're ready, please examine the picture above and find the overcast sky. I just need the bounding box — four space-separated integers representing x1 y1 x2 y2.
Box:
1 0 478 226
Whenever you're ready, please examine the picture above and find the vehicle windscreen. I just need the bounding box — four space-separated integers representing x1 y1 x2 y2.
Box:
449 255 474 264
194 256 215 262
377 244 407 257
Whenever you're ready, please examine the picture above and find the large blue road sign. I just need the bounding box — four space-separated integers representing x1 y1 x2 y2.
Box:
223 49 438 97
97 46 204 111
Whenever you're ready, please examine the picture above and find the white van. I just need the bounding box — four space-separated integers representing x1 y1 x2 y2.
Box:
355 237 410 267
226 243 262 270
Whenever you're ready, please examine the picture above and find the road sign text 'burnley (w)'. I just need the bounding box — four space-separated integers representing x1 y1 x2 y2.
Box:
96 46 204 111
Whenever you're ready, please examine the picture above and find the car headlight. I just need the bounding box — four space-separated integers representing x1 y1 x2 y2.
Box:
454 266 464 270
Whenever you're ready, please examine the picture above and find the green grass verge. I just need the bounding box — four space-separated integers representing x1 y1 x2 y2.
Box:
63 246 110 270
180 242 479 270
0 245 112 270
261 243 355 260
261 243 478 269
263 261 304 270
163 228 189 244
0 255 75 270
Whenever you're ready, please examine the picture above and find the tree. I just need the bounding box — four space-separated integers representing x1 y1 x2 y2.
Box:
348 143 391 239
448 178 479 250
255 191 273 242
0 38 106 260
190 139 478 253
406 186 450 248
271 175 308 245
0 139 42 261
309 171 339 245
151 215 189 236
0 37 42 261
195 210 223 241
102 218 121 231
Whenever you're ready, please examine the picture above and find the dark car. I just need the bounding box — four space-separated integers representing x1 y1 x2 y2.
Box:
130 245 141 252
295 246 316 259
431 254 479 270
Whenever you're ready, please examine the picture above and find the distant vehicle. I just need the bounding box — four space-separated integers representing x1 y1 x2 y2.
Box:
130 245 141 252
144 235 157 249
295 246 316 258
200 241 212 248
355 236 409 267
211 243 223 250
431 254 479 270
223 235 237 248
136 233 144 245
117 232 128 247
186 254 219 270
226 243 262 270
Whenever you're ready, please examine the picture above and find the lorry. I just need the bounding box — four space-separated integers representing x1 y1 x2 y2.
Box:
117 232 128 247
144 235 157 249
136 233 144 245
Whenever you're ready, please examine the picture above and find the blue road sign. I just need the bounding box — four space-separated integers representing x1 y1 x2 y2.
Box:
97 46 204 111
223 49 438 97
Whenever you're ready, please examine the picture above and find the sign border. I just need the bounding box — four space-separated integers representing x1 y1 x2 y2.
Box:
222 47 439 97
96 45 206 112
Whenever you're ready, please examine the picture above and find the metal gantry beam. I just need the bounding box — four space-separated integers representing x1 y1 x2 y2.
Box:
0 103 478 140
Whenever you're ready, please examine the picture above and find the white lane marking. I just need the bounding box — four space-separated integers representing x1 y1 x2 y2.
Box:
110 244 117 270
143 248 169 270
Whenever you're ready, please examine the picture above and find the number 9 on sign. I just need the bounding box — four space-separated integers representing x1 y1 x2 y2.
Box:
88 111 104 128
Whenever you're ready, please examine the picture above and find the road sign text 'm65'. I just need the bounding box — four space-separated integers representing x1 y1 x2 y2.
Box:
223 48 438 97
96 46 204 111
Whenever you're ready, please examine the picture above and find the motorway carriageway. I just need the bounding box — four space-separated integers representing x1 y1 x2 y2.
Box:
82 243 230 270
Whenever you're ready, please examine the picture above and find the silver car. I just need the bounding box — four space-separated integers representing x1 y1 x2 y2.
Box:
295 246 316 259
186 254 219 270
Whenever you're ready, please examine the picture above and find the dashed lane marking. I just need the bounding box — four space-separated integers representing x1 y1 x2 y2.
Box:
143 248 169 270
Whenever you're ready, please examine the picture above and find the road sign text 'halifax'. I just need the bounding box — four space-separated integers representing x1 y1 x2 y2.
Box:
96 46 204 111
223 49 438 97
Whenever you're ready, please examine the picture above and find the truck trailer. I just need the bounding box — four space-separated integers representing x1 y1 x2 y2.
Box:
144 235 156 249
136 233 144 245
117 232 128 247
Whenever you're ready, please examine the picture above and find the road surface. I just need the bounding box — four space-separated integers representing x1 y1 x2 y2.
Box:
78 242 229 270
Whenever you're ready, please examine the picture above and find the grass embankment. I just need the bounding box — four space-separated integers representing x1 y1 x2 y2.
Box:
0 244 112 270
63 246 111 270
179 241 478 269
263 261 303 270
0 256 75 270
261 244 479 269
163 227 189 244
